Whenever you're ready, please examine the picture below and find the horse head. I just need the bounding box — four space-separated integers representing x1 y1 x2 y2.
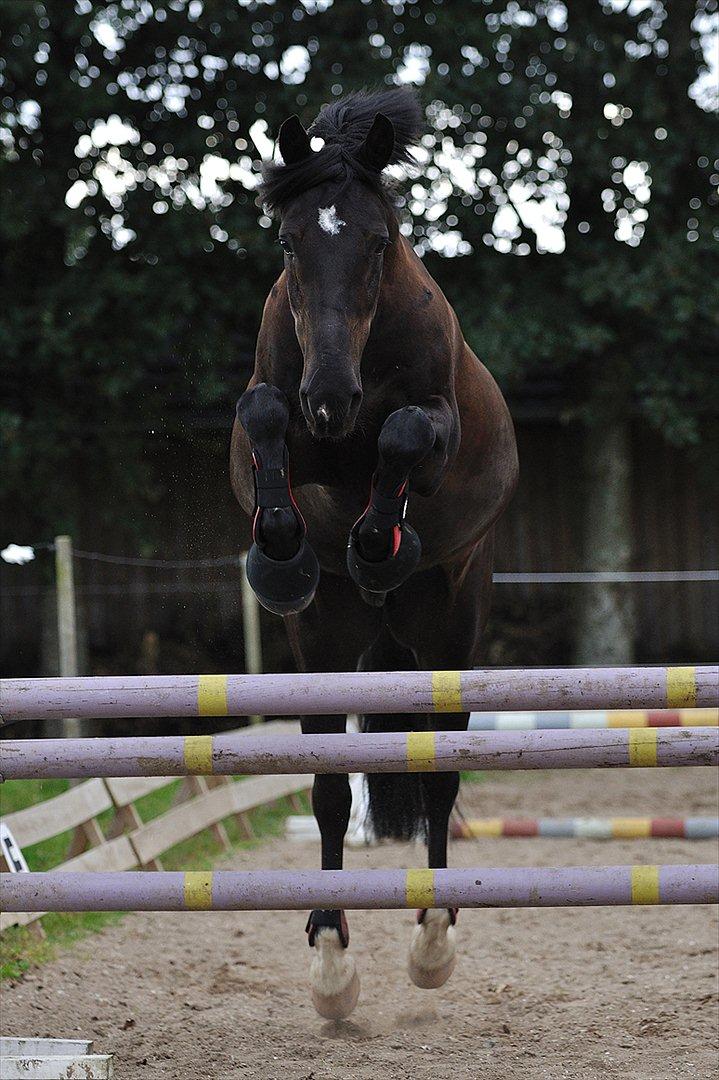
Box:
260 90 423 439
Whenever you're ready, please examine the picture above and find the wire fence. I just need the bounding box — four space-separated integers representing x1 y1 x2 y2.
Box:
2 539 716 689
3 540 717 586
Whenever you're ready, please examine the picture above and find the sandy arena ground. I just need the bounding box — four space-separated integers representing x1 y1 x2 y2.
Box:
4 767 718 1080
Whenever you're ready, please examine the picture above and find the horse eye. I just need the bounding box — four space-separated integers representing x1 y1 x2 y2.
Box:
278 237 294 256
374 238 390 255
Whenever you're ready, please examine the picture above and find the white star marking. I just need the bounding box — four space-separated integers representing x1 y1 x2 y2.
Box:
317 205 346 235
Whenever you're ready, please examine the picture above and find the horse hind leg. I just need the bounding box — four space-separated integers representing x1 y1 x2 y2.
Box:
288 581 383 1021
358 628 458 988
307 906 360 1020
385 557 488 991
302 731 360 1020
408 909 457 989
408 767 462 989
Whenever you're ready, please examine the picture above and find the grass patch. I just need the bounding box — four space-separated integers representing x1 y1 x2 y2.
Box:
0 778 310 982
460 771 487 784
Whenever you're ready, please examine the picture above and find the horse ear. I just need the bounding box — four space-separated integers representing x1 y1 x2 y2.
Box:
278 115 312 165
358 112 395 172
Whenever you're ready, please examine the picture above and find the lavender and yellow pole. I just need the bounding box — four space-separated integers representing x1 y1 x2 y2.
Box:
2 866 717 912
1 728 716 780
1 665 716 724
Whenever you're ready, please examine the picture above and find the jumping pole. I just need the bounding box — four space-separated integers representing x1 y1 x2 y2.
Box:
469 708 719 730
1 665 716 724
451 816 719 840
1 728 716 779
2 865 717 912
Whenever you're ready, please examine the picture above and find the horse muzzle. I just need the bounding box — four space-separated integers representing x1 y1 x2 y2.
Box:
300 386 363 439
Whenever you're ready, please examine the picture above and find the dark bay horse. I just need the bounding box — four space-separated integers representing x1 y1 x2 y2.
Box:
230 89 518 1018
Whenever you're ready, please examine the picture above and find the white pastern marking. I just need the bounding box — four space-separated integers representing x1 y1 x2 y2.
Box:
408 908 457 987
318 205 346 236
410 909 456 968
310 928 356 996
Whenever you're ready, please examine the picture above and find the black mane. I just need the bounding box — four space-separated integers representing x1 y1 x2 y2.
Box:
259 88 424 212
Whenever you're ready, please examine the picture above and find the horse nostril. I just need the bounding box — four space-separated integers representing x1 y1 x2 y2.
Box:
301 385 362 436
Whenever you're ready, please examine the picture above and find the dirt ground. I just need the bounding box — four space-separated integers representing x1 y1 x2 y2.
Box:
4 767 718 1080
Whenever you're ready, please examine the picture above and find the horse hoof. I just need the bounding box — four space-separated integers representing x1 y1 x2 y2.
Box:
310 928 360 1020
311 967 361 1020
408 952 456 989
408 909 457 990
346 523 421 595
245 538 319 616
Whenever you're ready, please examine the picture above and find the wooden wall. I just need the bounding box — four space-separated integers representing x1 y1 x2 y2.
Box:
1 421 716 677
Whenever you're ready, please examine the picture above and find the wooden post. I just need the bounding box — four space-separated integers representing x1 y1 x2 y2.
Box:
55 535 80 738
240 553 263 724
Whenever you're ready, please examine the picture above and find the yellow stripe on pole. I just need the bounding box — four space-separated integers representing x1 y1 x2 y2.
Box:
184 735 214 774
406 868 435 909
184 871 213 910
198 674 229 716
607 710 646 728
666 666 697 709
628 728 658 767
431 671 462 712
407 731 436 772
612 818 652 839
631 865 660 905
681 708 718 727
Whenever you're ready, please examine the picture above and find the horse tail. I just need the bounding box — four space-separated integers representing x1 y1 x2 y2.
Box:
359 628 426 842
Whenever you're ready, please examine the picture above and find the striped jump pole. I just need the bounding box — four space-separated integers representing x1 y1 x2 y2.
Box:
1 865 717 913
469 708 719 730
451 817 719 840
1 728 717 780
1 665 716 724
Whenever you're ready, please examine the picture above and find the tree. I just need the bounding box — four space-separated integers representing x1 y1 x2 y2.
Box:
2 1 716 660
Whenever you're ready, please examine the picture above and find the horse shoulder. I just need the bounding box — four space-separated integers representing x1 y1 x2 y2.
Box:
454 341 519 505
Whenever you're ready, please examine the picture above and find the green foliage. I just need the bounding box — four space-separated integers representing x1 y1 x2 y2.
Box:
1 0 716 542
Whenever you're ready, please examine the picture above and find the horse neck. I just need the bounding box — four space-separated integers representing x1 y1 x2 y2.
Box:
368 236 459 369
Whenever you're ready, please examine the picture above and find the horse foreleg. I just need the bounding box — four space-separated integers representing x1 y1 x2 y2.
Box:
347 404 435 599
236 383 319 615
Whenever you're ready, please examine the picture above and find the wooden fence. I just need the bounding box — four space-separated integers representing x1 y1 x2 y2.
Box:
0 721 308 934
